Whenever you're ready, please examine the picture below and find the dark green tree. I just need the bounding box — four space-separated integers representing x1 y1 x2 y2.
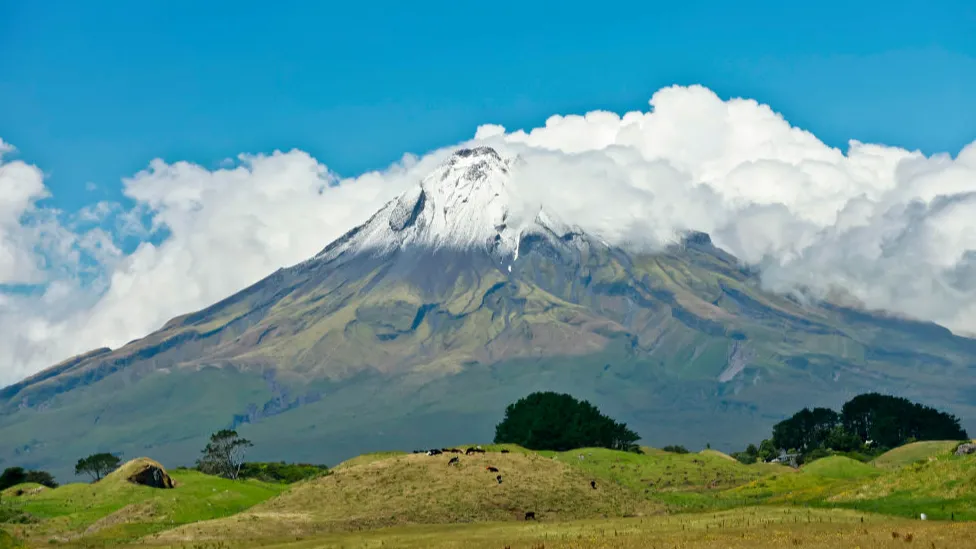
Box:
74 453 122 482
24 470 58 489
841 393 967 448
197 429 253 479
0 467 26 491
493 392 640 452
0 467 58 491
772 407 839 452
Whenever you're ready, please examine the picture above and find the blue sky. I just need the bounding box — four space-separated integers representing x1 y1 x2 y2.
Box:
2 0 974 213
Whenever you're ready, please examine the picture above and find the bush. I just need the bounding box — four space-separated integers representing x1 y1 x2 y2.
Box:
237 462 329 483
661 445 690 454
494 392 640 452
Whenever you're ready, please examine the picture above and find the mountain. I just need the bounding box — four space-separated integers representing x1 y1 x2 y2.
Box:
4 146 976 480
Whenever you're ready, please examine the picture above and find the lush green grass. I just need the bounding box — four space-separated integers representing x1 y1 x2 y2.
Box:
2 462 285 545
802 456 882 479
831 452 976 520
716 456 881 508
872 440 963 470
542 447 784 512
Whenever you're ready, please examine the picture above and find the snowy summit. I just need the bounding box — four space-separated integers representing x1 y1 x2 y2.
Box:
316 146 568 264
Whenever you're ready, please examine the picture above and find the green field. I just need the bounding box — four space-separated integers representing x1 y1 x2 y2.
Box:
3 447 976 548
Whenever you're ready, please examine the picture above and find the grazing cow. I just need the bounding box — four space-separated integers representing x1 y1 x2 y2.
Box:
448 456 460 466
496 475 503 484
465 447 476 455
500 449 510 454
486 466 499 472
426 449 443 456
524 511 536 520
449 448 462 453
590 480 597 489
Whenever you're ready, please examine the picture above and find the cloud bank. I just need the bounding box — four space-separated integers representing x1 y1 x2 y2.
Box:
1 85 975 386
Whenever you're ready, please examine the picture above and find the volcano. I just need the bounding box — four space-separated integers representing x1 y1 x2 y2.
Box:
4 146 976 479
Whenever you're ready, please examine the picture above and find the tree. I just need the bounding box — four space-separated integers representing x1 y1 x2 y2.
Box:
757 439 778 462
75 453 122 482
24 470 58 488
493 392 640 452
197 429 253 479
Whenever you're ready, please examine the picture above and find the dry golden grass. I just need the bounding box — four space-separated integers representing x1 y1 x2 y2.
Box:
150 450 660 544
127 507 976 548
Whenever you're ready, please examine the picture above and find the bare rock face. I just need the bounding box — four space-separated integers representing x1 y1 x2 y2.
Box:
955 442 976 456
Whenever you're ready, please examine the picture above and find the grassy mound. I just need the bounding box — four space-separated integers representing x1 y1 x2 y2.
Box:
332 450 408 470
700 449 737 462
2 462 285 545
872 440 962 470
0 483 46 498
801 456 881 480
545 447 778 512
156 449 660 543
717 457 879 506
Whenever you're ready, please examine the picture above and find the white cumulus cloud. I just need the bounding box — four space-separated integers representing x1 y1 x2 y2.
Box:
1 85 976 386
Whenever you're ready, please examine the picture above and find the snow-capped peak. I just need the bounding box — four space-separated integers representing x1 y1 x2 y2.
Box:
316 147 560 263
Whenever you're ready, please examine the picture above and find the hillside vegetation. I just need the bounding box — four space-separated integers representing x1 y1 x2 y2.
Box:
1 459 285 545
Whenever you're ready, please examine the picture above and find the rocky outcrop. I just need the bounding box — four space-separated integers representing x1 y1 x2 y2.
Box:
111 457 175 489
955 442 976 456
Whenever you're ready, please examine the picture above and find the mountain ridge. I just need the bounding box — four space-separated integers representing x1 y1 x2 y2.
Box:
4 146 976 480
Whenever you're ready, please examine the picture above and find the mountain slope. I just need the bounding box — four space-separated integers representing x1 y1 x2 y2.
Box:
3 147 976 480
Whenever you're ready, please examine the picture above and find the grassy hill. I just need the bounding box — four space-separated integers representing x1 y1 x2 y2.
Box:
154 449 661 544
831 450 976 520
1 459 285 546
872 440 963 470
716 456 881 507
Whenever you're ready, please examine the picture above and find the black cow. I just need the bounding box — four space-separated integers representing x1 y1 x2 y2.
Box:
426 449 443 456
590 480 597 489
486 466 499 472
500 449 510 454
496 475 503 484
448 456 460 466
524 511 536 520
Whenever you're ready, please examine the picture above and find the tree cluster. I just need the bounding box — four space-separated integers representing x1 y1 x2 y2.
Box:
733 392 968 465
494 391 640 452
0 467 58 491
